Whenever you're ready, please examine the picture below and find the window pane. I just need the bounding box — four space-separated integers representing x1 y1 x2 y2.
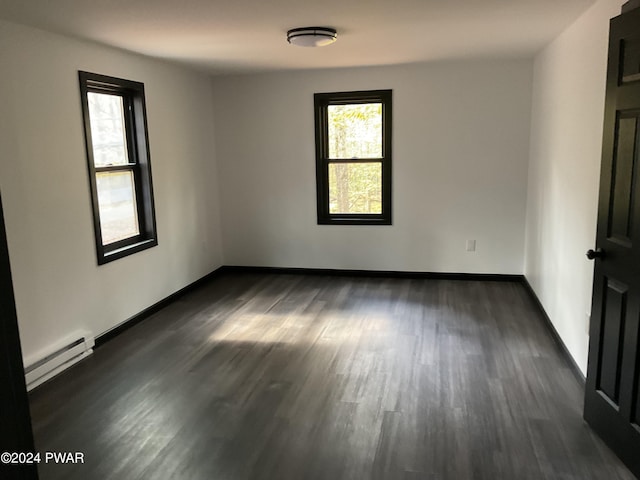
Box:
328 103 382 159
329 163 382 214
96 171 139 245
87 92 129 167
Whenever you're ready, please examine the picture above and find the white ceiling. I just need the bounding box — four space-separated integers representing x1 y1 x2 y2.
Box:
0 0 596 75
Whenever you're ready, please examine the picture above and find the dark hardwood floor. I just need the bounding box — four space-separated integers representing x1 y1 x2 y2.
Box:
29 273 635 479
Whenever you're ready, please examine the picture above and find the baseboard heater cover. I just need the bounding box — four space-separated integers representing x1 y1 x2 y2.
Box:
24 332 94 391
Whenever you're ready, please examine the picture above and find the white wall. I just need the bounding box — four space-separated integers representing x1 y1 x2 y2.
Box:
524 0 624 374
212 61 532 273
0 21 223 363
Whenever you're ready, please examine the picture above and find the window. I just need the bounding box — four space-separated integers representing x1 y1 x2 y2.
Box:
79 71 157 264
314 89 392 225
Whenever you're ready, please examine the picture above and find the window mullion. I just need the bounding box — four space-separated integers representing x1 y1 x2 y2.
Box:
94 165 136 173
326 158 384 164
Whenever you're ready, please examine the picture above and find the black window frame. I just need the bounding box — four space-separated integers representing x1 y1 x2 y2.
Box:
314 89 392 225
79 71 158 265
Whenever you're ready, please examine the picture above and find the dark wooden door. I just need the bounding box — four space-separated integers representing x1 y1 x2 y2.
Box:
0 193 39 480
584 7 640 478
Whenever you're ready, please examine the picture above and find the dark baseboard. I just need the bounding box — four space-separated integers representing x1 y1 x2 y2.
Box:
521 277 586 386
219 265 523 282
94 266 225 348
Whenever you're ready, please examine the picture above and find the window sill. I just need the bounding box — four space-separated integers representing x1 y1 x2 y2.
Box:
99 238 158 265
318 217 392 226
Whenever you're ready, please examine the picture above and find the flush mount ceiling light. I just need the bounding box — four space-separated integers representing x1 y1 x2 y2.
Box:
287 27 337 47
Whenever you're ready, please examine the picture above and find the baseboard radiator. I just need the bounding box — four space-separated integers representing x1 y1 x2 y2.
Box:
24 333 94 391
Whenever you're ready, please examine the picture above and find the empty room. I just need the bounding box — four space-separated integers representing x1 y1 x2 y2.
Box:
1 0 640 478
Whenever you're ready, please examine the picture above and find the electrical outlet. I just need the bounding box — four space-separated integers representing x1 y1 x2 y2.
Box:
466 239 476 252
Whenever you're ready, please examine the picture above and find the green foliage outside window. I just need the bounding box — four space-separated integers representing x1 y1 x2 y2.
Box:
327 103 383 214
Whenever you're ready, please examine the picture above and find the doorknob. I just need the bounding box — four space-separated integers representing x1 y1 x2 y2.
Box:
586 248 605 260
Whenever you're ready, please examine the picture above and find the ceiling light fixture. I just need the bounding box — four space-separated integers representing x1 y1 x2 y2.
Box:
287 27 337 47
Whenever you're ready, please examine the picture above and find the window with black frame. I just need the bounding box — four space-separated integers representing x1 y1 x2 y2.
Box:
314 89 392 225
79 71 157 264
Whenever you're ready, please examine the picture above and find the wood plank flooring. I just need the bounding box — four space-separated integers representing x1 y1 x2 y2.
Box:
29 273 636 479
